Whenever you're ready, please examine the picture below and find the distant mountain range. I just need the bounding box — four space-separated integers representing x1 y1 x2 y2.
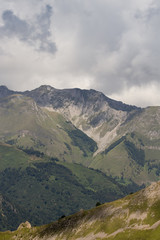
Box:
1 85 160 230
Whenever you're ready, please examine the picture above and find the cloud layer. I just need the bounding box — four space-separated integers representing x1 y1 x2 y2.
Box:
0 0 160 106
0 5 56 53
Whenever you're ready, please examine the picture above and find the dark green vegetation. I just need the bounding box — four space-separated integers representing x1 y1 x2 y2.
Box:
66 129 97 156
1 181 160 239
0 143 135 231
103 136 126 155
0 193 26 232
124 140 145 166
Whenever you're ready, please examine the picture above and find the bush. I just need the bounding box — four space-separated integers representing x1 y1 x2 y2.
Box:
96 202 101 207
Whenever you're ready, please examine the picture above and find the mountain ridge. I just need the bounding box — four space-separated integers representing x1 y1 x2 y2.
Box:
0 85 139 111
24 85 139 111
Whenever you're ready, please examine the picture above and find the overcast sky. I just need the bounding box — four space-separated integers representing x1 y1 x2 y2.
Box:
0 0 160 107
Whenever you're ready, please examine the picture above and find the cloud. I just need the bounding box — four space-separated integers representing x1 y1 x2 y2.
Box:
0 5 56 53
109 83 160 107
0 0 160 107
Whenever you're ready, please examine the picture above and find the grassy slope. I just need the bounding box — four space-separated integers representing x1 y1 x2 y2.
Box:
0 94 97 164
2 182 160 240
58 162 124 202
0 143 31 170
91 109 160 186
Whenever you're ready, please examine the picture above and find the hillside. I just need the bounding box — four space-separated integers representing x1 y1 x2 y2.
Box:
2 181 160 239
0 93 97 162
90 107 160 186
0 143 133 231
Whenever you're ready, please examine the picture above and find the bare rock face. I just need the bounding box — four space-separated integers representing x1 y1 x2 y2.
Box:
18 221 31 230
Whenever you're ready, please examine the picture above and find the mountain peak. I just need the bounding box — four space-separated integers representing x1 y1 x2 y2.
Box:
0 85 9 90
0 85 139 112
37 85 55 91
0 85 15 98
24 85 139 112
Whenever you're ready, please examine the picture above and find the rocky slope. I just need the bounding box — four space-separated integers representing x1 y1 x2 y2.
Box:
2 181 160 240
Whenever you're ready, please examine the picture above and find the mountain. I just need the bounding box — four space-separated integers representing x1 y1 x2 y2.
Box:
0 85 139 154
23 85 140 154
1 85 160 230
1 85 160 186
2 181 160 239
22 85 160 186
1 85 160 187
0 85 16 98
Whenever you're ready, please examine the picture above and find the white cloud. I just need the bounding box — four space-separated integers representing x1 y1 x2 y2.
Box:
109 83 160 107
0 0 160 107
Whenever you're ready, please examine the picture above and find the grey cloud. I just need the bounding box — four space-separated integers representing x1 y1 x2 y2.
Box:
70 0 160 95
137 4 160 21
1 0 160 107
34 5 56 53
0 5 56 54
2 10 29 39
